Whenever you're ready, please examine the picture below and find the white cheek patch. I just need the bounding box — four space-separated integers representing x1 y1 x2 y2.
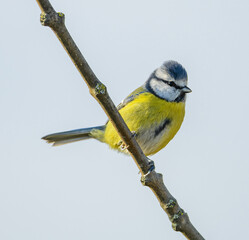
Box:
150 78 181 101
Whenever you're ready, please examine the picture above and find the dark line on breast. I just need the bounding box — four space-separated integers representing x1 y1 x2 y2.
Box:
154 118 171 137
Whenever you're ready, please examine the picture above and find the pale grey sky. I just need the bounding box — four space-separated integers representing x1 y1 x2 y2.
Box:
1 0 249 239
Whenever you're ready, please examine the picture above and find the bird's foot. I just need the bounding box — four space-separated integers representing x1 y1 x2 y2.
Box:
138 159 155 175
117 140 129 151
120 143 129 151
147 159 155 173
117 131 137 151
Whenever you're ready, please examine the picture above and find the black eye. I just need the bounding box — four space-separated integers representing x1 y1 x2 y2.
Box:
164 80 183 89
168 81 179 88
160 79 182 90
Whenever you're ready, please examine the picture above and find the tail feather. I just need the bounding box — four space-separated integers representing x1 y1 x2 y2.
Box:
42 125 105 146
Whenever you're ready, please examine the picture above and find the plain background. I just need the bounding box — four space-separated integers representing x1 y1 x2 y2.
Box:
1 0 249 239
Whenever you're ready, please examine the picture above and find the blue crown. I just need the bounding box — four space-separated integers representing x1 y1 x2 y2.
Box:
163 61 187 80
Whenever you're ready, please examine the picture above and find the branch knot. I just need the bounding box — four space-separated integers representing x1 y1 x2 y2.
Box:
171 209 187 231
95 83 107 95
40 11 65 28
165 199 177 209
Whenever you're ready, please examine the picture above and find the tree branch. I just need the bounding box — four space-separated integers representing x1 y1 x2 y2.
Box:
36 1 204 239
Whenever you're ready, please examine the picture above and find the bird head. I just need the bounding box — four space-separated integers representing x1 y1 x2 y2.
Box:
146 60 191 102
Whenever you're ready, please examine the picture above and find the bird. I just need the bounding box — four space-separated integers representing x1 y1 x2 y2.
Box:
42 60 191 156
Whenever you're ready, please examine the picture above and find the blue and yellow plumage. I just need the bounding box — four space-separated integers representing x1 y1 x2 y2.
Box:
42 60 191 156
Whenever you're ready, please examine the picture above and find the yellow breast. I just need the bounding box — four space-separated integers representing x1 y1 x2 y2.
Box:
103 92 185 156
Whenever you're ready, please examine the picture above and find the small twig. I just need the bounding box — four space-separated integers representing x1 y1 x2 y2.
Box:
36 1 204 239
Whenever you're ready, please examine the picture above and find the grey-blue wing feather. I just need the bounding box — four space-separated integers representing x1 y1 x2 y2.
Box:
117 85 148 110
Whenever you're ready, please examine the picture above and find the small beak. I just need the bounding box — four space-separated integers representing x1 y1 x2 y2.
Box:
181 86 192 93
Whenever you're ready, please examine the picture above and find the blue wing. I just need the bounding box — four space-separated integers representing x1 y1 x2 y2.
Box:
117 85 148 110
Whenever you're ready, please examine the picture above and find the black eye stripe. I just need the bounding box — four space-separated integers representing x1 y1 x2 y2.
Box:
152 74 183 90
161 79 182 90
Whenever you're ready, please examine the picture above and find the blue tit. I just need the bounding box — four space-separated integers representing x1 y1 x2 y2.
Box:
42 60 191 156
